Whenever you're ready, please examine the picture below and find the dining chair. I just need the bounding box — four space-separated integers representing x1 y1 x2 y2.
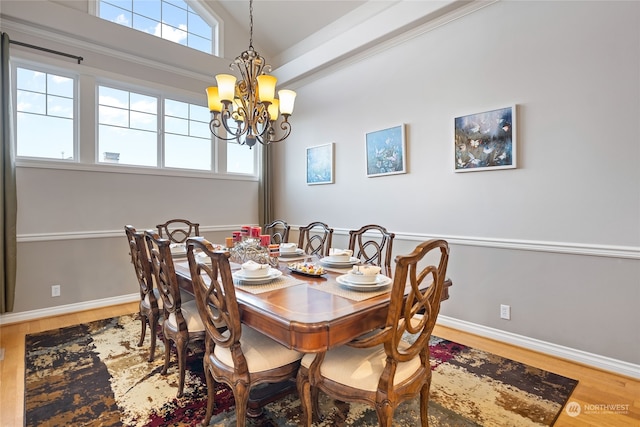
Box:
156 218 200 244
298 221 334 256
348 224 396 275
296 239 450 427
263 219 290 244
186 236 303 427
145 230 205 398
125 225 162 362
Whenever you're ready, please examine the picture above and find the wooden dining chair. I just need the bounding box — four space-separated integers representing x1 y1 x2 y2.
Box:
156 218 200 244
145 230 205 398
298 221 334 256
296 239 450 427
348 224 396 275
186 236 303 427
263 219 290 244
125 225 162 362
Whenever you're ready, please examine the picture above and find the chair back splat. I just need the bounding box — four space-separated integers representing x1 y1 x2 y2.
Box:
156 219 200 243
298 221 334 256
296 239 450 427
348 224 395 275
264 219 290 244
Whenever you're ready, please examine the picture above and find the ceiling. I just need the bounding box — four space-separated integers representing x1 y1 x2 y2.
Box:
212 0 368 58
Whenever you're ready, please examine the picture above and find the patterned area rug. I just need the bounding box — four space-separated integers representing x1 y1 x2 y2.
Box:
24 314 577 426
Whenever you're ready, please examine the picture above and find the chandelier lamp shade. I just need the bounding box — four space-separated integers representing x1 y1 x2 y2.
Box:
206 0 296 148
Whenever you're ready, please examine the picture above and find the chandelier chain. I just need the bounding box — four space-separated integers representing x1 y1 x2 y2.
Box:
249 0 254 49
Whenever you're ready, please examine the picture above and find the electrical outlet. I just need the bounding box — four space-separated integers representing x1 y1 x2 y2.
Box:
51 284 61 297
500 304 511 320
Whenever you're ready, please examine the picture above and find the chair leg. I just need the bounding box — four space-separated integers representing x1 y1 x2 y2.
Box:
232 381 250 427
176 338 188 398
148 314 157 362
296 367 313 426
137 313 147 347
375 402 394 427
198 362 215 427
161 334 171 376
420 381 431 427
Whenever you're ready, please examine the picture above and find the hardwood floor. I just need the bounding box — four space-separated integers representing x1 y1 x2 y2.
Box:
1 302 638 426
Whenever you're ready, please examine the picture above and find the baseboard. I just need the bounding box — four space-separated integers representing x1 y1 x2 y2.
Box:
0 293 139 326
437 315 640 380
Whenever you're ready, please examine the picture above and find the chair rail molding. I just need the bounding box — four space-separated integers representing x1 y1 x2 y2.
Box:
18 227 640 259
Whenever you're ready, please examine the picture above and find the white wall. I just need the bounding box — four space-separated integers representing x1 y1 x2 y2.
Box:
274 1 640 365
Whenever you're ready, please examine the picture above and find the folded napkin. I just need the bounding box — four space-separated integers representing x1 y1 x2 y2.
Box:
280 243 298 252
329 248 353 257
241 260 269 271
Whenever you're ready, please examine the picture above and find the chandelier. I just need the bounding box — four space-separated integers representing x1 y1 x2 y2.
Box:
206 0 296 148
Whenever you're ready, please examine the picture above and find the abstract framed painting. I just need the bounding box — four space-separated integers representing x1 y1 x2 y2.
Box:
306 142 334 185
365 124 406 177
454 105 516 172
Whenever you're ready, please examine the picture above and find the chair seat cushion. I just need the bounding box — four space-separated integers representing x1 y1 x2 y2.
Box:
213 326 302 373
142 288 163 309
166 300 205 332
301 341 421 391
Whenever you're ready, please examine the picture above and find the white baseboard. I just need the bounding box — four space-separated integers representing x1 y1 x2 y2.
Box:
437 315 640 379
0 293 139 326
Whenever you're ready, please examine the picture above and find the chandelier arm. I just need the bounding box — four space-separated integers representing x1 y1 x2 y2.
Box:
256 118 291 145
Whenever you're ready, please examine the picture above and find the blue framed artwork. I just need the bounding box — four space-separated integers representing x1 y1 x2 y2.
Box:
454 105 516 172
365 124 407 177
306 143 334 185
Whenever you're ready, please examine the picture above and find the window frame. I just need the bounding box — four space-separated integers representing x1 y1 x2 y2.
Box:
12 60 80 163
94 0 220 57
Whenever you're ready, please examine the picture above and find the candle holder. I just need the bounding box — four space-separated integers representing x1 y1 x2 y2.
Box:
230 237 275 265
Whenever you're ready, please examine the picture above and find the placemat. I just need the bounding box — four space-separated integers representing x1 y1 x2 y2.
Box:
312 279 391 301
234 274 306 295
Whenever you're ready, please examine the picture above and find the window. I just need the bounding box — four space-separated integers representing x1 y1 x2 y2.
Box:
15 67 76 160
164 99 211 170
98 85 158 166
98 0 214 54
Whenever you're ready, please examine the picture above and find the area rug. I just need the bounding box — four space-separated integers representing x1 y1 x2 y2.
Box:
24 314 577 426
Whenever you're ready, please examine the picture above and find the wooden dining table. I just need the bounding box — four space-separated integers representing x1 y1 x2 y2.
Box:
172 256 452 354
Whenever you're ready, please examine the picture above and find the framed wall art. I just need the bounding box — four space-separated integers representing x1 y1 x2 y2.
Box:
454 105 516 172
365 124 406 177
306 142 334 185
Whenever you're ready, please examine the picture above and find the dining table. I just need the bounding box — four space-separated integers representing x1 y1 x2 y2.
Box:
172 253 452 353
172 250 452 416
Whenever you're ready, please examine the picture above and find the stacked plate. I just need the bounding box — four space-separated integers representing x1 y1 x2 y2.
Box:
336 273 392 291
319 256 359 268
279 248 305 257
232 267 282 285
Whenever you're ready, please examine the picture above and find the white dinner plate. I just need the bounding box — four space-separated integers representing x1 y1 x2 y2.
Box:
233 269 283 285
336 274 392 291
279 248 305 257
319 257 359 267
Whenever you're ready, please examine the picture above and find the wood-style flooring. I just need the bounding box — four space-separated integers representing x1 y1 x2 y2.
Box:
1 302 638 426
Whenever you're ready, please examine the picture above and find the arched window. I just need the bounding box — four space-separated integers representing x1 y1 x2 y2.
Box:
97 0 218 55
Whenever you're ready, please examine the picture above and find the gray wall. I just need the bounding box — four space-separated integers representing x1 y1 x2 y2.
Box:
273 1 640 365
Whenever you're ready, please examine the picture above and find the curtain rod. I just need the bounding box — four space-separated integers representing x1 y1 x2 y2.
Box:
9 40 83 64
